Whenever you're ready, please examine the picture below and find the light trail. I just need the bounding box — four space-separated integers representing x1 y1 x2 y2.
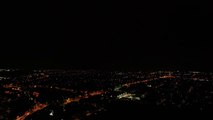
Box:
121 75 175 89
16 103 48 120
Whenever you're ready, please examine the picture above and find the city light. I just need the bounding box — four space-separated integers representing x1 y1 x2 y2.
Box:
0 69 212 119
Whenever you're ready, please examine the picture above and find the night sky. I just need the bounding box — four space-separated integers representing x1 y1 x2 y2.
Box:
1 1 213 71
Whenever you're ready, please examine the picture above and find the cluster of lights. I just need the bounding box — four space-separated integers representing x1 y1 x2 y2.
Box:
117 92 140 100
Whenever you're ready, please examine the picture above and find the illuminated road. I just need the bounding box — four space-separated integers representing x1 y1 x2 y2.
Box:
15 90 105 120
122 75 175 88
16 103 48 120
63 90 104 105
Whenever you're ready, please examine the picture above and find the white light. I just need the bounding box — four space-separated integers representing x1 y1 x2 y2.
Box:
49 110 54 116
134 97 140 100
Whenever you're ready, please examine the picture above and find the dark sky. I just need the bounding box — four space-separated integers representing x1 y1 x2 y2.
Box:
1 1 213 71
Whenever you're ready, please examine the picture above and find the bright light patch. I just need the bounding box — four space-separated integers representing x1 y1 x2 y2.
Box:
49 110 54 116
117 92 140 100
